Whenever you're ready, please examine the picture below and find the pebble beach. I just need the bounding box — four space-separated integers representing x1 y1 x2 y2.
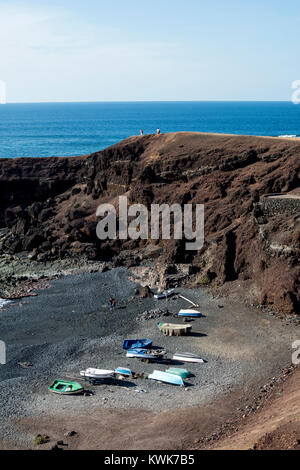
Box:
0 267 298 449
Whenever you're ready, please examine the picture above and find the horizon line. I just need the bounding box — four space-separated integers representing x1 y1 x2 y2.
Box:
1 99 295 105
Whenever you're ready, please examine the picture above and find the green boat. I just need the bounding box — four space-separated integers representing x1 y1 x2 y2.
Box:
165 368 193 379
48 380 83 395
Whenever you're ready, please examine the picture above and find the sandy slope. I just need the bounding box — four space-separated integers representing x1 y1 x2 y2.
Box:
211 367 300 450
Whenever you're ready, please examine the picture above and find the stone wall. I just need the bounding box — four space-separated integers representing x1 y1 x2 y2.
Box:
260 194 300 217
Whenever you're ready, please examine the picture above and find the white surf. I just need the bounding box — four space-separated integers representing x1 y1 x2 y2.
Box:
0 298 10 309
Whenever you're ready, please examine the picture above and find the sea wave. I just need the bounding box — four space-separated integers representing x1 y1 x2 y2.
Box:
0 298 10 309
278 134 298 138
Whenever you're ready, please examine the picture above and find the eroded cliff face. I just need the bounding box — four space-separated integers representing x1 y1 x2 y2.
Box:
0 132 299 314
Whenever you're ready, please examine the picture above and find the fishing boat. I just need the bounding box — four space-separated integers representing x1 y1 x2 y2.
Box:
154 289 175 300
173 352 205 363
122 339 152 350
115 367 132 377
126 348 166 360
178 309 203 318
48 380 83 395
165 367 193 379
80 368 115 379
148 370 184 386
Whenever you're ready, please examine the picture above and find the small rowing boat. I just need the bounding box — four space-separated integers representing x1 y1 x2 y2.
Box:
115 367 132 377
80 368 115 379
173 352 205 363
178 309 203 318
48 380 83 395
165 367 193 379
122 339 152 350
148 370 184 386
154 289 175 300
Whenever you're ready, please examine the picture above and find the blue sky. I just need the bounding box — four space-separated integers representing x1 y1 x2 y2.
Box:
0 0 299 102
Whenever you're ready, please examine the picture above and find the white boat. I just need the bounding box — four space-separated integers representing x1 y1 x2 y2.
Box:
154 289 175 300
178 309 203 318
126 348 166 360
80 368 115 379
173 352 205 363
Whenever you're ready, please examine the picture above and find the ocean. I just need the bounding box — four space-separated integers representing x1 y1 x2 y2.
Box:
0 101 299 159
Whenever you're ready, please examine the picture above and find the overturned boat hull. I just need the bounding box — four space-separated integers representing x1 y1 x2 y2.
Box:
165 367 193 378
158 322 192 336
148 370 184 386
178 309 203 318
80 368 115 379
173 352 205 363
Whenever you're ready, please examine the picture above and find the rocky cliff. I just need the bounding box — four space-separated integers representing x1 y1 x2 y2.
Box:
0 132 299 314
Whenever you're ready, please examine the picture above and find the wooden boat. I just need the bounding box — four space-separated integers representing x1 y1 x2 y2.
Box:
165 367 193 379
158 322 192 336
122 339 152 350
148 370 184 386
80 368 115 379
126 348 166 360
178 309 203 318
173 352 205 363
48 380 83 395
154 289 175 300
115 367 132 377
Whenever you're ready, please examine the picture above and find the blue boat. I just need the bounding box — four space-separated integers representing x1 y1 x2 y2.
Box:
122 339 152 350
115 367 132 377
148 370 184 386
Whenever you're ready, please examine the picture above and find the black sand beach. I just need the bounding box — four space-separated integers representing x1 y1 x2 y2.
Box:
0 268 298 449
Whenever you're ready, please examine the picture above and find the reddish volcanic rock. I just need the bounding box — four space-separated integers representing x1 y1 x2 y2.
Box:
0 132 299 314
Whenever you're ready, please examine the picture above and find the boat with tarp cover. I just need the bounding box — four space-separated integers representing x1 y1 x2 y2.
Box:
122 339 152 350
126 348 166 361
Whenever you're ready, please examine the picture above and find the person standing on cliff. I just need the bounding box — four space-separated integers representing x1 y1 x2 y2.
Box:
156 128 161 135
140 130 144 136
